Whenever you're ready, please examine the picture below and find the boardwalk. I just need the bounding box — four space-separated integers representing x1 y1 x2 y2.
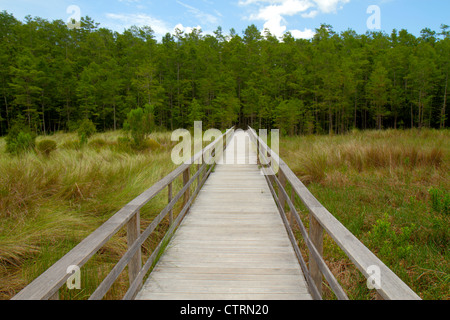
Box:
136 131 312 300
12 128 421 301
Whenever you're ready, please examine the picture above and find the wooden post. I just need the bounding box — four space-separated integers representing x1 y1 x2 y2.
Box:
309 214 323 298
375 292 384 300
183 167 190 206
290 187 295 226
127 211 142 288
168 182 173 226
49 290 59 300
256 138 260 165
197 163 201 189
279 170 287 212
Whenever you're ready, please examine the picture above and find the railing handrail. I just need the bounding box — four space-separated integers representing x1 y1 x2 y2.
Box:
247 127 421 300
12 127 235 300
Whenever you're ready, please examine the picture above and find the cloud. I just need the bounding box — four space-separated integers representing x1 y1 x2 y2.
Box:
290 28 315 39
239 0 351 38
105 13 170 37
313 0 350 13
173 23 203 35
176 0 220 25
301 10 318 18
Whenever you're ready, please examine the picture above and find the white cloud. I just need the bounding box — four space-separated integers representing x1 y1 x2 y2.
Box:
176 0 219 25
290 28 315 39
105 13 170 37
301 10 318 18
173 23 203 35
313 0 350 13
240 0 350 38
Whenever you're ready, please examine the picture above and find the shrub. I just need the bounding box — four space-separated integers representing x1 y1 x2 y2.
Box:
369 213 416 261
37 139 57 156
429 187 450 215
123 104 155 148
77 119 97 145
5 120 36 155
134 138 161 151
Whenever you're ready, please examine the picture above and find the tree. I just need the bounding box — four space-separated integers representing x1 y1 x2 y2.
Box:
123 104 155 147
367 62 392 130
274 99 302 136
9 51 43 130
408 43 438 128
187 98 204 126
1 11 449 138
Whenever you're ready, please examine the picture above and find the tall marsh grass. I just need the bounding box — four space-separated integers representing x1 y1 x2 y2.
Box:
0 131 178 299
280 128 449 300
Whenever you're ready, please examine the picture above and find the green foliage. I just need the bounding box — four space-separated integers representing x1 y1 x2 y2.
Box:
123 104 155 148
187 99 204 125
5 119 36 155
369 213 416 261
77 119 97 145
274 99 302 136
427 187 450 247
429 187 450 215
37 139 57 156
0 12 449 137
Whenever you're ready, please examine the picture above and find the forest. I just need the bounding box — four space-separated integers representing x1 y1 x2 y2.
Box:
0 10 449 136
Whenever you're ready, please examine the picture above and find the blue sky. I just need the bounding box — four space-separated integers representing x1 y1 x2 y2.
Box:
0 0 448 40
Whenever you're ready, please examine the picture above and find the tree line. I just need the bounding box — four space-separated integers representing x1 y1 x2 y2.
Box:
0 10 449 137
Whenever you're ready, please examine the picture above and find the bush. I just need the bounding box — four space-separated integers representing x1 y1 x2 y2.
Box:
123 104 155 147
5 120 36 155
114 136 161 152
37 139 57 156
135 138 161 151
429 187 450 215
77 119 97 145
369 213 416 261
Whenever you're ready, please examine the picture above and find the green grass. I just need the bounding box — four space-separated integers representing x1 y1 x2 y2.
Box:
279 128 449 300
0 130 180 300
1 128 448 300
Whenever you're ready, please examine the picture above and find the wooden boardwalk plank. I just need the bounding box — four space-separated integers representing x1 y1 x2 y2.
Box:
136 131 311 300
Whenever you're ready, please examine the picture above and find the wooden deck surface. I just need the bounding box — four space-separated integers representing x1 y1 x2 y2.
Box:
136 130 312 300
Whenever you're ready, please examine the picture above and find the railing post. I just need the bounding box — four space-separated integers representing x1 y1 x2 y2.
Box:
309 214 324 298
127 211 142 289
290 187 295 227
256 136 260 165
168 183 173 226
49 290 59 300
197 163 201 189
183 167 190 206
278 170 287 212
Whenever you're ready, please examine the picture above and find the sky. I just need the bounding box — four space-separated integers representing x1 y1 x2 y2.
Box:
0 0 449 41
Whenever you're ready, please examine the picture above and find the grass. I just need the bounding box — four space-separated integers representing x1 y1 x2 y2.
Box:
0 130 181 300
1 127 448 300
279 128 449 300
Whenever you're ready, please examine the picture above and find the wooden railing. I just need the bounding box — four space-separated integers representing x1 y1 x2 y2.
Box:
12 128 235 300
248 127 421 300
